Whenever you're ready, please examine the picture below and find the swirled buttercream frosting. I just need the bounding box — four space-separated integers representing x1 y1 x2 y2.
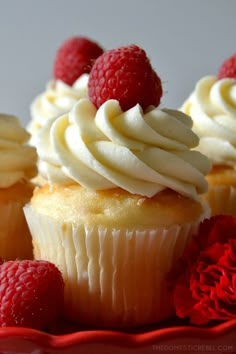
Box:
36 98 210 200
28 74 89 136
0 114 37 188
181 76 236 168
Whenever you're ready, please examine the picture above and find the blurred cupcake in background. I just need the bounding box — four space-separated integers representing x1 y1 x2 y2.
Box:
28 73 89 140
0 114 37 260
181 53 236 216
27 36 104 145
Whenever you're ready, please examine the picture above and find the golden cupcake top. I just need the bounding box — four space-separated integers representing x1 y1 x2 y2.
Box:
31 184 206 228
0 114 37 188
181 53 236 169
35 44 211 200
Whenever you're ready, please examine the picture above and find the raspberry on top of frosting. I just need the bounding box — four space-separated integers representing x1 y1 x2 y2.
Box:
218 53 236 80
28 36 104 139
35 44 211 200
181 53 236 168
88 44 163 111
0 114 37 188
53 36 104 86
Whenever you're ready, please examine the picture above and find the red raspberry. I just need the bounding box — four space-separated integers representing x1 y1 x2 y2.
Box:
217 53 236 79
0 260 64 329
88 44 163 111
53 36 104 86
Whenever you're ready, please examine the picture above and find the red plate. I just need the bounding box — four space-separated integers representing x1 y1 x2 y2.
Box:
0 319 235 354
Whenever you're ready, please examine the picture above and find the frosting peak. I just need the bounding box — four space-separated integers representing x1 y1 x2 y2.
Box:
36 99 210 200
0 114 37 188
181 75 236 168
27 74 89 138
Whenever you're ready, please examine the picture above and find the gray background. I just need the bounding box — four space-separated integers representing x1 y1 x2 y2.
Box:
0 0 235 127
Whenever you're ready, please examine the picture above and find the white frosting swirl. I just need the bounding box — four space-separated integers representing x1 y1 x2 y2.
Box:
27 74 89 138
0 114 37 188
36 99 210 200
181 76 236 167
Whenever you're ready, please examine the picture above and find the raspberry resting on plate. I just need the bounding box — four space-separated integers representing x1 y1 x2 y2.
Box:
0 260 64 329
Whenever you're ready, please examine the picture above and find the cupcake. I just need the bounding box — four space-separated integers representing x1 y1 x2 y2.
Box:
24 44 211 328
27 36 104 144
181 53 236 216
28 73 89 142
0 114 37 260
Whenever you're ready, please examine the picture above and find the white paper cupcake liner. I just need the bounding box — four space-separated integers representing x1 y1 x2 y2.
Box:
0 202 33 260
24 202 209 328
204 185 236 217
